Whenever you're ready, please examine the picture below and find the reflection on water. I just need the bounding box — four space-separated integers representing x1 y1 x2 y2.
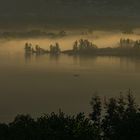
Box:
1 32 140 122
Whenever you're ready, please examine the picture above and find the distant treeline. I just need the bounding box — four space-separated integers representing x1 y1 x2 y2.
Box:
0 30 66 38
0 90 140 140
64 38 140 56
25 38 140 56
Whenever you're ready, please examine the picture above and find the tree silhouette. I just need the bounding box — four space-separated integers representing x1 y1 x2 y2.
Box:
0 92 140 140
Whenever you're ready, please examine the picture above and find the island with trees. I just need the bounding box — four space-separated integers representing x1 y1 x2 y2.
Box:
24 38 140 56
25 42 61 55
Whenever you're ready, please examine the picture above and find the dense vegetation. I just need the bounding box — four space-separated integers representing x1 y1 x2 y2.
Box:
72 39 97 53
0 90 140 140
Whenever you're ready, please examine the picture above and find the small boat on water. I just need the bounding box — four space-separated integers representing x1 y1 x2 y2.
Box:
73 74 80 77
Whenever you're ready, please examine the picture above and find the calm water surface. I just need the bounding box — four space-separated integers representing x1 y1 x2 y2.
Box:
1 33 140 121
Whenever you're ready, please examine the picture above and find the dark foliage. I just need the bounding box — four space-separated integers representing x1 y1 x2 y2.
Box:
0 90 140 140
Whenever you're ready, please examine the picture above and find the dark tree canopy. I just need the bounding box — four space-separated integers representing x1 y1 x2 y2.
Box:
0 91 140 140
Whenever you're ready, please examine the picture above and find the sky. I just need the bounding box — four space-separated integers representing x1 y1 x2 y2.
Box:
0 0 140 27
0 0 139 16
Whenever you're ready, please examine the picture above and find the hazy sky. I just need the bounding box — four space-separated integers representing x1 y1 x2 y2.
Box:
0 0 139 16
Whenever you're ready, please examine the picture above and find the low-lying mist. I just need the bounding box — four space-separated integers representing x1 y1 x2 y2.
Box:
1 29 140 51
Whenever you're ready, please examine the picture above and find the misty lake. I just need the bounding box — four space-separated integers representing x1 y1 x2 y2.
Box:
1 30 140 122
